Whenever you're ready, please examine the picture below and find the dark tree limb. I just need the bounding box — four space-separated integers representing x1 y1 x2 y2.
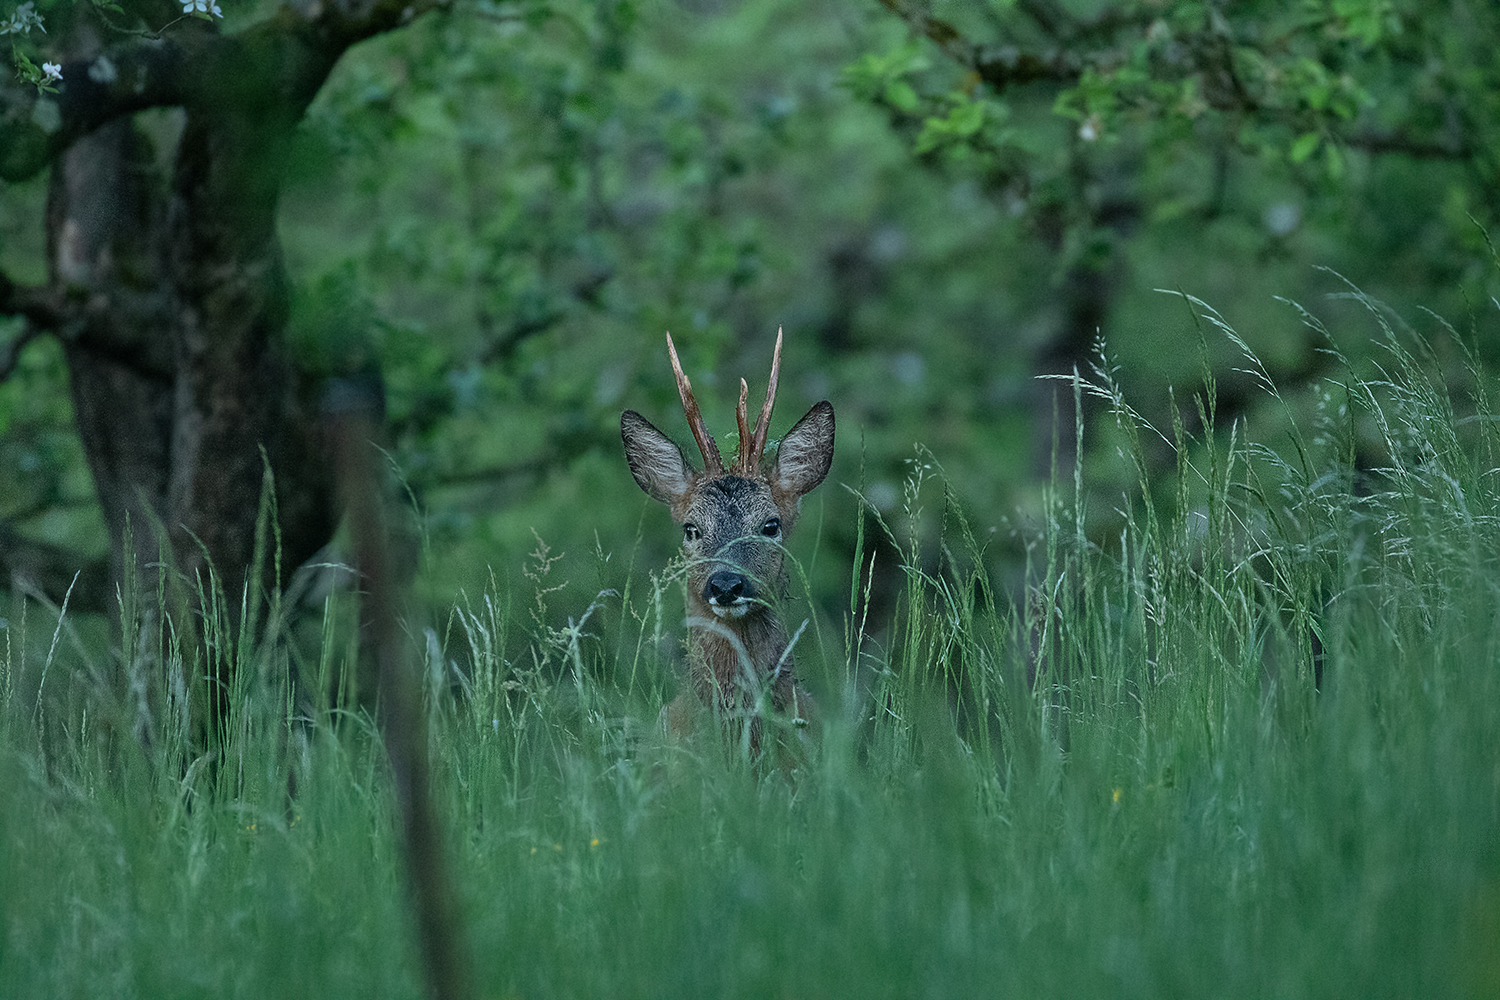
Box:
329 383 472 1000
1343 127 1472 161
1 272 181 386
971 43 1083 90
874 0 1488 174
875 0 1083 90
0 270 68 334
0 0 453 183
1014 0 1068 40
0 323 44 383
0 37 189 181
0 521 113 614
274 0 453 71
0 269 69 383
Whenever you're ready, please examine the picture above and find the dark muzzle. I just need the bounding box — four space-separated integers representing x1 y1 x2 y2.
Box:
704 570 755 608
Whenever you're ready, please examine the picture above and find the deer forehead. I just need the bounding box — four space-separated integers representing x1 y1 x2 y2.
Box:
680 475 786 534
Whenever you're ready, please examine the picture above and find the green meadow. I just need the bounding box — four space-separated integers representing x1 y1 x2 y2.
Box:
2 298 1497 998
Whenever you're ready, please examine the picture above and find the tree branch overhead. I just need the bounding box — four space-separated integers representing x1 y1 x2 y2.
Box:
0 0 452 182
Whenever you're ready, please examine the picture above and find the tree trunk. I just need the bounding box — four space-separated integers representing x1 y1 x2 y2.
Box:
163 107 335 614
49 118 177 596
43 106 336 731
1 0 450 739
44 109 342 602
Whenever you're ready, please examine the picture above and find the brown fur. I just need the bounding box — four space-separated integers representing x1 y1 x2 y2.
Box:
622 335 833 757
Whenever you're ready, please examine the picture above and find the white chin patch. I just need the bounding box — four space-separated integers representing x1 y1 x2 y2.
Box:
710 602 750 619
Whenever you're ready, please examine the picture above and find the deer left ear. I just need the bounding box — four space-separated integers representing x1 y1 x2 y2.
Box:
773 401 835 498
622 409 695 505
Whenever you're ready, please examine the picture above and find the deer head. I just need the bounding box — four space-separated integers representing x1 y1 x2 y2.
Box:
621 330 834 718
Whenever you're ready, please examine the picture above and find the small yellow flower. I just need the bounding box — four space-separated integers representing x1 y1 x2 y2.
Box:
590 838 600 848
553 843 563 852
1112 788 1122 804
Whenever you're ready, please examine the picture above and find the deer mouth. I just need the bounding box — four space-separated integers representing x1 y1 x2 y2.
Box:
709 599 752 619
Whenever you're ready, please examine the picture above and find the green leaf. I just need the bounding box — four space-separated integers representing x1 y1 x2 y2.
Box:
840 53 885 100
949 100 984 137
1289 132 1321 163
913 118 947 155
884 80 919 114
1324 141 1345 181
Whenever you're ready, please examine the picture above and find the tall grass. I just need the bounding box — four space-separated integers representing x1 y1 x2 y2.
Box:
2 294 1497 998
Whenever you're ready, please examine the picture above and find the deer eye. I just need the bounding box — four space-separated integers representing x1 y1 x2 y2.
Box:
683 522 701 543
761 517 781 537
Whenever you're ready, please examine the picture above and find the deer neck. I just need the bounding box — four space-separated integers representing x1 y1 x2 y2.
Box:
686 606 789 708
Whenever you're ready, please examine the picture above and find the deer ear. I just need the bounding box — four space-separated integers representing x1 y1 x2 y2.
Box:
773 401 835 498
622 410 695 505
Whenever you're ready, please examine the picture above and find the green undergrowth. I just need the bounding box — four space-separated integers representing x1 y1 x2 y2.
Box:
2 294 1498 998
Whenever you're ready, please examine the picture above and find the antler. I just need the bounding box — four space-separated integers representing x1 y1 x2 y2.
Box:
735 378 752 473
666 328 783 476
740 327 782 474
666 332 724 475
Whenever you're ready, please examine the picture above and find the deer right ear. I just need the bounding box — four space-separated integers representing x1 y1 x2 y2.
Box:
773 400 835 498
621 410 695 505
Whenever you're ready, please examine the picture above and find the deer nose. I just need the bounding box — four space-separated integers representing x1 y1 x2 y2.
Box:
704 571 754 607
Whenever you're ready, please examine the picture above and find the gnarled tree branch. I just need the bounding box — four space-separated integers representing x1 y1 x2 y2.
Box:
876 0 1083 90
0 269 68 331
0 0 453 183
0 36 189 181
0 323 45 383
0 521 113 614
1344 127 1472 161
0 270 68 382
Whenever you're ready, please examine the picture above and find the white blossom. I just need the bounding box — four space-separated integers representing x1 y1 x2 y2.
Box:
1 2 46 35
180 0 223 17
40 60 61 84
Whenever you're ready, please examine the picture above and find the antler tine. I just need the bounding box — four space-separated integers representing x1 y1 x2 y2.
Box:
747 327 783 469
666 331 724 474
735 378 752 473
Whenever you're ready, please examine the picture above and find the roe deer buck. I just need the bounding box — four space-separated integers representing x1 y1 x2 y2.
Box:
621 330 834 754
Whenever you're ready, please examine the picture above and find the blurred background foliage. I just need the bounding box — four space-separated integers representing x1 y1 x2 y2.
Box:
3 0 1498 633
